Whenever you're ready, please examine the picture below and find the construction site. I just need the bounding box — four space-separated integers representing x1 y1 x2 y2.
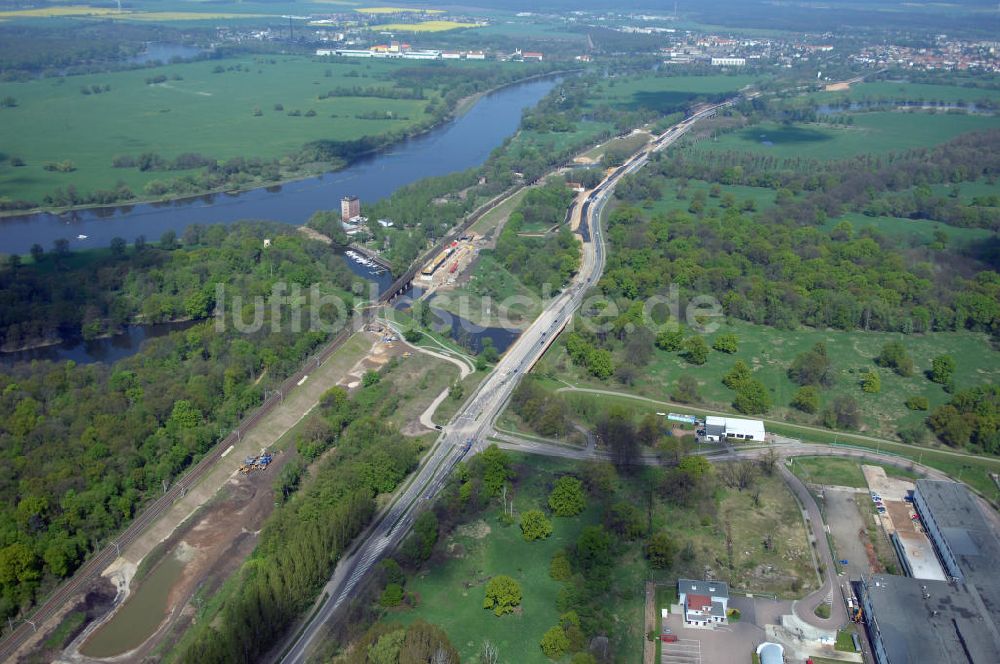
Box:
417 234 480 294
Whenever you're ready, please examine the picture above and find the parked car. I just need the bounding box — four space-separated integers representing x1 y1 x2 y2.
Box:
877 506 887 514
661 634 678 643
911 514 920 521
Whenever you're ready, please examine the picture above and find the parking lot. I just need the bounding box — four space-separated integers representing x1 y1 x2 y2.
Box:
661 637 701 664
824 488 872 578
660 610 767 664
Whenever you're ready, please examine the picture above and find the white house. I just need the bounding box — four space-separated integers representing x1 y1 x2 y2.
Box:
703 416 765 442
678 579 729 626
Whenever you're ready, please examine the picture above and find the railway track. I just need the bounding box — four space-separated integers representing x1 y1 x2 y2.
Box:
0 171 536 662
0 320 363 661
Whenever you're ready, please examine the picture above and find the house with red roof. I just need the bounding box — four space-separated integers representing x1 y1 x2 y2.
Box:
678 579 730 627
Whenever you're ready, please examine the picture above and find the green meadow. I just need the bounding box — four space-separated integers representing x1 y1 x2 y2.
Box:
692 112 1000 160
821 212 995 249
587 73 759 114
810 80 1000 105
389 451 812 662
789 456 918 490
389 457 612 664
0 56 459 204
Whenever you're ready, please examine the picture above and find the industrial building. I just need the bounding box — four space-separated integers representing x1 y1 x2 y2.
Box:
702 416 765 442
678 579 729 626
857 480 1000 663
858 574 1000 664
913 480 1000 619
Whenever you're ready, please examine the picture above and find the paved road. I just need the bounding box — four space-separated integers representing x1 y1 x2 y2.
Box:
276 101 733 664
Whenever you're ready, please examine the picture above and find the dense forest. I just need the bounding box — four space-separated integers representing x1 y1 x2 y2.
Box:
610 131 1000 333
0 223 357 350
0 225 358 621
492 181 581 294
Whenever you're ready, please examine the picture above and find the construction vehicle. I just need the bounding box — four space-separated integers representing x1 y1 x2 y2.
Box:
237 449 274 474
852 607 863 623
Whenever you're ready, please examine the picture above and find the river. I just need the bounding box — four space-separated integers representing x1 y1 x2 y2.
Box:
0 77 558 256
1 77 554 366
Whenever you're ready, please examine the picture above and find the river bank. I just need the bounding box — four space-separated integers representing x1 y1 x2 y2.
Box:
0 76 563 255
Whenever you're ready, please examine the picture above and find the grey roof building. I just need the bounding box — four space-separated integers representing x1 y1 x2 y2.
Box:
913 480 1000 623
859 574 1000 664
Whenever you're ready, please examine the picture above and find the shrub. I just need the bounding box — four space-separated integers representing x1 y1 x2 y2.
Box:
520 509 553 542
379 583 404 607
791 386 819 413
548 476 585 517
904 396 929 411
712 332 739 353
540 626 570 659
483 575 521 616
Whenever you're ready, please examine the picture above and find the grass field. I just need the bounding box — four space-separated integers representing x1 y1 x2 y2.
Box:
392 456 612 663
0 56 453 203
375 20 479 32
358 6 444 14
376 351 459 434
691 112 1000 160
579 131 650 162
820 212 996 249
392 451 811 662
645 177 778 217
587 74 759 114
810 81 1000 105
537 320 1000 443
789 456 917 489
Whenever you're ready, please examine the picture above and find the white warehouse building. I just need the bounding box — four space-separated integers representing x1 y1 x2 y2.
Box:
703 416 765 442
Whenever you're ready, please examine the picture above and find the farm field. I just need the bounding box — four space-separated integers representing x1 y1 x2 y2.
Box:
690 112 1000 160
0 56 471 204
537 321 1000 442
